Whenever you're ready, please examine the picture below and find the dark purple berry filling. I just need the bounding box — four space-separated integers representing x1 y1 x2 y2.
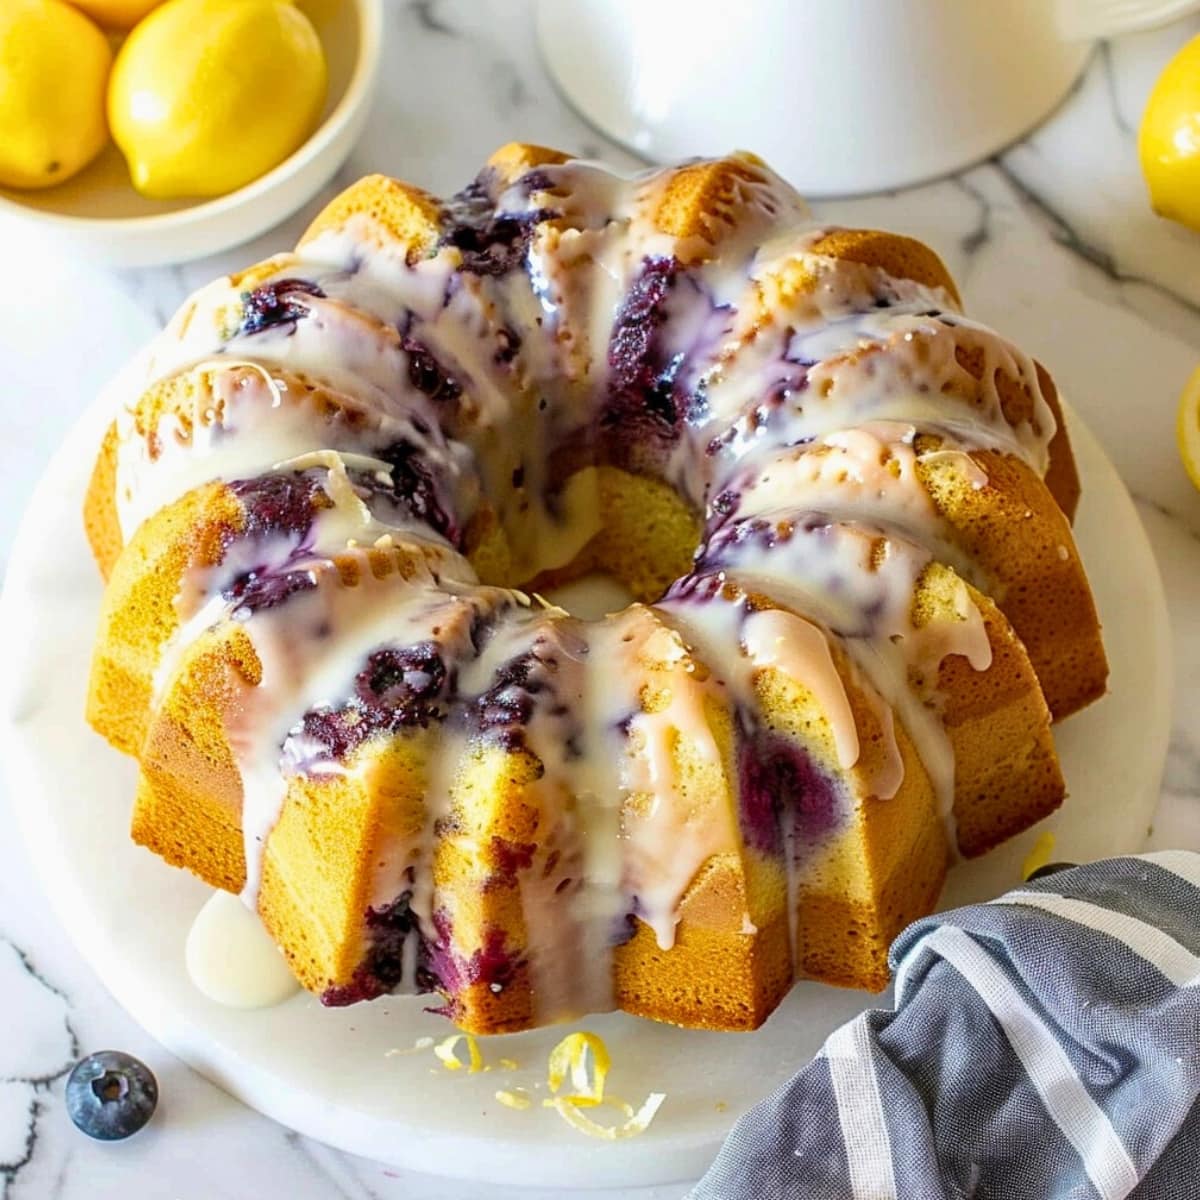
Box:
517 168 556 195
229 472 325 539
225 569 317 615
417 910 521 1017
222 473 328 614
696 511 834 574
611 911 639 946
494 327 521 365
472 653 545 749
710 488 740 518
322 891 421 1006
607 256 679 402
457 213 546 277
292 642 452 766
401 336 462 404
489 836 537 879
356 643 448 717
738 733 843 855
291 707 370 764
601 257 696 468
325 899 524 1013
363 439 457 543
663 571 726 606
439 177 554 277
238 278 326 336
440 177 492 230
737 738 786 856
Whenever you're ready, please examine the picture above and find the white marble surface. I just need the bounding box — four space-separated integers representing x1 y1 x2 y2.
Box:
1 2 1199 1196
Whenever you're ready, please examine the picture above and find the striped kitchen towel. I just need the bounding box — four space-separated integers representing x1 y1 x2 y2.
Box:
691 852 1200 1200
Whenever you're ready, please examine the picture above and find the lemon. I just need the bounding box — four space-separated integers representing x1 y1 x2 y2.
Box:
0 0 111 190
108 0 327 200
1139 33 1200 232
1176 366 1200 491
68 0 163 29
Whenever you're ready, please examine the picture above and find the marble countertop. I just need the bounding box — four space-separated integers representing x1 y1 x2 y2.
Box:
2 2 1200 1196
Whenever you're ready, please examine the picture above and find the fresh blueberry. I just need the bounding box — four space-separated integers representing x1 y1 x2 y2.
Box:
65 1051 158 1141
1026 861 1079 882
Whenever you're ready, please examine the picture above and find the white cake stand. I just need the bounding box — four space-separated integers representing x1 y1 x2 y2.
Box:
0 391 1169 1190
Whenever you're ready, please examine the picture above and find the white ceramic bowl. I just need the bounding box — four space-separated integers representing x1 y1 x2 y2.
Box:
537 0 1095 197
0 0 383 268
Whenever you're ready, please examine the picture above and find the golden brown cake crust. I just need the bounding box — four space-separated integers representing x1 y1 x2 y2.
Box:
299 173 442 259
486 141 572 183
88 144 1107 1034
84 421 122 579
651 153 780 258
808 227 963 309
87 480 238 757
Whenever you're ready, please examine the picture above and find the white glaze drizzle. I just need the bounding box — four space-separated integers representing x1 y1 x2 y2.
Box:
109 153 1070 1017
603 606 742 952
695 514 992 825
113 358 475 545
186 890 301 1009
229 550 479 901
742 609 861 773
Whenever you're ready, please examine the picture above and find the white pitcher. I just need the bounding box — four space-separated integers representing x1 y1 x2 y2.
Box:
537 0 1200 195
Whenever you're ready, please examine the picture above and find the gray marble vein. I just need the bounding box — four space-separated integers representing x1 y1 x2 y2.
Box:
1098 41 1136 136
993 151 1200 322
0 939 77 1200
412 0 455 37
286 1132 384 1200
952 177 994 260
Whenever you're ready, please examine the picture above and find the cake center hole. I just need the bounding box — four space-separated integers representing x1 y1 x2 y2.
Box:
540 572 636 621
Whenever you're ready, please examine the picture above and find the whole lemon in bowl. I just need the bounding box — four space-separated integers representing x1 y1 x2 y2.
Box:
68 0 163 29
1177 366 1200 493
1139 33 1200 232
0 0 111 190
108 0 327 200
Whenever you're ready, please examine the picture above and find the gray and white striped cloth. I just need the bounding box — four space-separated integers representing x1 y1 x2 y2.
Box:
691 852 1200 1200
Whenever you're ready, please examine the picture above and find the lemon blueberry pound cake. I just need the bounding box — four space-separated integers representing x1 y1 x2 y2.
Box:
84 144 1107 1034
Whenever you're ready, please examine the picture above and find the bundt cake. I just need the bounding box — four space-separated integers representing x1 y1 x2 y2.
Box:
85 144 1107 1035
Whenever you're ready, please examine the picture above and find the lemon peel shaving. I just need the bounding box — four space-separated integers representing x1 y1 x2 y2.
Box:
544 1031 664 1139
421 1028 666 1138
547 1031 611 1106
434 1033 484 1073
495 1088 533 1110
1022 831 1056 881
544 1092 666 1140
